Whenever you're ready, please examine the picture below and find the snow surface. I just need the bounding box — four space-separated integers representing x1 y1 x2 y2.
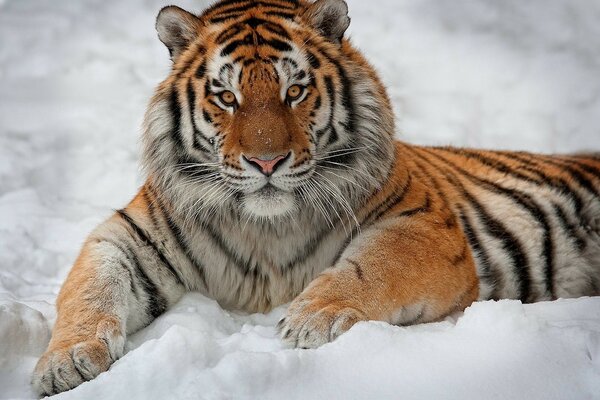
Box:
1 0 600 399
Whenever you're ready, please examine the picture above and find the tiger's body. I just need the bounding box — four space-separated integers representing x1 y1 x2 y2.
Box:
33 0 600 396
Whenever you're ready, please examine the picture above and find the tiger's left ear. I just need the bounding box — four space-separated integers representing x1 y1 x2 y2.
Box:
156 6 202 61
303 0 350 44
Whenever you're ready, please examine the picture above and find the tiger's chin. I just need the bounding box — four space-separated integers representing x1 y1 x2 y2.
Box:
242 185 297 219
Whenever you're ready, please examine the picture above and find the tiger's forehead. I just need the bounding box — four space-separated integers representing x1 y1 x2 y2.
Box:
201 0 306 25
204 9 302 60
201 5 313 91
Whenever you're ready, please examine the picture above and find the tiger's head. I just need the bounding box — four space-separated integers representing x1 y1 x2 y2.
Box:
143 0 395 223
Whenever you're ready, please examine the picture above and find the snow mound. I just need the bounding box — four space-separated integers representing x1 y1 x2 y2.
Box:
0 300 50 399
2 296 600 399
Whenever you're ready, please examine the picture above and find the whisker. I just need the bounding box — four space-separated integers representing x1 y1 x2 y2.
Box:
312 175 351 236
314 150 368 162
313 172 361 237
317 166 369 193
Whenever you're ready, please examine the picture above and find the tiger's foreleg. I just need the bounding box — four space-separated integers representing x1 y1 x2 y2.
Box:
32 208 186 396
280 214 479 349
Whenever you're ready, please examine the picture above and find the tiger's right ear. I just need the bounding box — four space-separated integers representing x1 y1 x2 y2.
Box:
156 6 202 61
303 0 350 44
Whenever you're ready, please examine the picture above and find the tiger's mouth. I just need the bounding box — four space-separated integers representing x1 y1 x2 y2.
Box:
257 183 281 196
242 183 297 218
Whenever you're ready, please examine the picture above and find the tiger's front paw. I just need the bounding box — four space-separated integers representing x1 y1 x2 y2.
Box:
32 321 124 396
278 288 367 349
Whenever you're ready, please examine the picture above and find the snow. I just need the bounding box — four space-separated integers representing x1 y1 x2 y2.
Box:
1 0 599 399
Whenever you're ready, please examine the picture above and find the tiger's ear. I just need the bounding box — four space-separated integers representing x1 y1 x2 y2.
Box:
156 6 202 61
303 0 350 44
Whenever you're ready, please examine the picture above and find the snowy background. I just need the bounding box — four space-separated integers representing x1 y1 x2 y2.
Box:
1 0 600 399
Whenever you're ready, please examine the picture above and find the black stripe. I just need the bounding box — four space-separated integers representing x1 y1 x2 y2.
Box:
451 241 470 266
362 174 413 225
205 0 246 14
187 79 197 123
148 185 209 290
169 86 184 152
244 16 266 29
456 149 585 215
215 23 246 44
458 208 500 299
567 158 600 182
324 76 335 110
208 0 297 17
282 56 298 69
411 157 457 228
221 33 255 56
281 225 334 270
221 29 292 57
337 66 356 134
262 22 291 40
208 99 222 110
104 238 167 319
327 127 339 147
219 63 234 82
210 14 245 24
526 154 600 198
143 190 160 231
446 148 583 213
199 219 256 275
320 75 338 146
347 259 365 281
263 11 296 19
573 153 600 162
306 50 321 69
175 53 198 78
286 168 313 179
202 109 213 124
261 37 293 52
295 70 307 80
425 149 554 300
396 194 431 218
187 80 211 153
313 95 322 111
117 210 185 288
313 43 357 134
552 202 587 252
242 58 257 67
195 60 207 79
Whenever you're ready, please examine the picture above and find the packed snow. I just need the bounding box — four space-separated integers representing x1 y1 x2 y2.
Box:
1 0 599 399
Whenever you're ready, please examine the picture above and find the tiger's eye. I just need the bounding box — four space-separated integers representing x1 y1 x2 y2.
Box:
219 91 237 107
287 85 304 101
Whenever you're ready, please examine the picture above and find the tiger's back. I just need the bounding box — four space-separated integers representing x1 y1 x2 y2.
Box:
403 145 600 302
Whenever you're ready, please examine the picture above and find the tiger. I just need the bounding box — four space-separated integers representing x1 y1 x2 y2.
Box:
32 0 600 396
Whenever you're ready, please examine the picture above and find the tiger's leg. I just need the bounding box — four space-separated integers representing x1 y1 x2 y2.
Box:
32 206 187 396
280 214 479 349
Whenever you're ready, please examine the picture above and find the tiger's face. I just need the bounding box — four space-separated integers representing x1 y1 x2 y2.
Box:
144 0 395 222
191 35 320 218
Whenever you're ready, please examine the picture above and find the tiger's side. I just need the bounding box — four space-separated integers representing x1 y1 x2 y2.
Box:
32 0 600 396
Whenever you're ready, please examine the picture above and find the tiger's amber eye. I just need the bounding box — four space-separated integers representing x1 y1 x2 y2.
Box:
219 91 237 107
287 85 304 101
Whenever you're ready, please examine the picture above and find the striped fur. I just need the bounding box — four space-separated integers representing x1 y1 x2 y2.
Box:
33 0 600 395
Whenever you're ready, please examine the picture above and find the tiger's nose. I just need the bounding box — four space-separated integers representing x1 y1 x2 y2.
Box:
243 153 291 177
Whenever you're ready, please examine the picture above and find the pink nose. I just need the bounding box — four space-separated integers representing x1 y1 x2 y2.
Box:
244 153 289 176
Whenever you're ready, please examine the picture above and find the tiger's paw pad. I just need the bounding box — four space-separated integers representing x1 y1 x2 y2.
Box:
32 332 124 396
279 300 366 349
